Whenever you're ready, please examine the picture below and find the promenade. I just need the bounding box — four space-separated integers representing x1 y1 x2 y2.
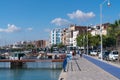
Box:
58 54 119 80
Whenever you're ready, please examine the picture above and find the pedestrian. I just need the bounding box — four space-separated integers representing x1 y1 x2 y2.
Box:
63 52 72 72
77 49 81 57
63 57 67 72
80 52 83 58
79 50 83 58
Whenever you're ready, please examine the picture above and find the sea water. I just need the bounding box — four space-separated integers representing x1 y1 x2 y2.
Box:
0 68 61 80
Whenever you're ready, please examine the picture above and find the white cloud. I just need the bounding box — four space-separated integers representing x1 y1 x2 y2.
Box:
44 28 51 32
27 28 33 31
0 24 21 33
51 18 70 26
67 10 95 21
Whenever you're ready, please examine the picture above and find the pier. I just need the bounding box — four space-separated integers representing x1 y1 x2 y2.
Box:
0 52 65 69
58 54 119 80
0 59 64 62
0 59 64 69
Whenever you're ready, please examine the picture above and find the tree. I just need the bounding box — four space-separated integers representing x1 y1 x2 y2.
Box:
26 44 35 50
103 36 116 48
90 35 100 49
76 34 84 47
107 20 120 48
114 19 120 62
76 32 97 49
108 19 120 37
107 19 120 62
57 43 65 49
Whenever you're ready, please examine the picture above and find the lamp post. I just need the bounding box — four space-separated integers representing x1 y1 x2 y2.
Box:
100 0 110 60
87 26 88 55
87 24 92 55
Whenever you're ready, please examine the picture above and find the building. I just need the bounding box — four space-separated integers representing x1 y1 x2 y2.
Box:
73 30 79 46
50 23 109 47
50 28 62 45
61 25 87 46
90 23 109 36
12 41 26 49
61 28 67 45
35 40 46 48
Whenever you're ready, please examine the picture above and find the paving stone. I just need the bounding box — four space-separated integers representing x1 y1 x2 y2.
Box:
58 55 119 80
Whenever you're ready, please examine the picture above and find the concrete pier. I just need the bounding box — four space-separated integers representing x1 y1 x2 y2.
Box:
0 59 63 69
10 62 24 68
58 55 119 80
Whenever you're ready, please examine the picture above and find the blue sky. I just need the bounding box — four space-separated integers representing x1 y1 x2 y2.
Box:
0 0 120 45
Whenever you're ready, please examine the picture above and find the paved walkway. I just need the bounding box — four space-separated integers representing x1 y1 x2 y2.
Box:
58 54 119 80
84 55 120 79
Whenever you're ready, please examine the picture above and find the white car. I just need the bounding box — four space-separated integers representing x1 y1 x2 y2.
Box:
108 50 118 61
90 50 98 56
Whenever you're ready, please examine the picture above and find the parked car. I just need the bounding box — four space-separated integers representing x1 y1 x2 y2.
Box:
90 50 98 56
98 51 110 60
103 51 110 60
108 50 118 61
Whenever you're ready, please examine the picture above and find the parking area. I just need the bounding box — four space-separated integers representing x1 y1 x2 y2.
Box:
89 50 120 64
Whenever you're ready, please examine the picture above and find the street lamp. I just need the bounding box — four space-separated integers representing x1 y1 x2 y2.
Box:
87 24 92 55
100 0 111 60
87 26 88 55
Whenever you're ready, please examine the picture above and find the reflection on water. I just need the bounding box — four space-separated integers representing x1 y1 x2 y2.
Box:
0 68 61 80
0 61 62 80
26 62 62 69
0 62 63 69
0 62 10 68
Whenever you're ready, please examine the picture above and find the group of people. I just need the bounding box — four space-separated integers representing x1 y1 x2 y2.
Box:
63 50 83 72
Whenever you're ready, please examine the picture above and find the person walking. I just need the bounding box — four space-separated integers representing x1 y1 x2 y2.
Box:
78 50 82 58
63 52 72 72
80 52 83 57
78 49 83 57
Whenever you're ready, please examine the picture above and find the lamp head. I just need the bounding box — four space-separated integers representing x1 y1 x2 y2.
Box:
107 2 111 6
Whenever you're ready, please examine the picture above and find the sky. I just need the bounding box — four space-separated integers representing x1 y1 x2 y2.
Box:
0 0 120 46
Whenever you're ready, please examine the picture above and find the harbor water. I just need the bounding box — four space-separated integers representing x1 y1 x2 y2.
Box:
0 62 62 80
0 68 61 80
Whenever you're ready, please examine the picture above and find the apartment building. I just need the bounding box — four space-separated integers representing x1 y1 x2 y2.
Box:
35 40 46 48
50 23 109 47
50 28 62 45
61 25 87 46
90 23 109 36
61 28 67 45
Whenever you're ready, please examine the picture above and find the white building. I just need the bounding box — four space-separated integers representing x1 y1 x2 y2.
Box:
73 30 79 46
90 25 107 36
62 25 87 46
50 28 62 45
